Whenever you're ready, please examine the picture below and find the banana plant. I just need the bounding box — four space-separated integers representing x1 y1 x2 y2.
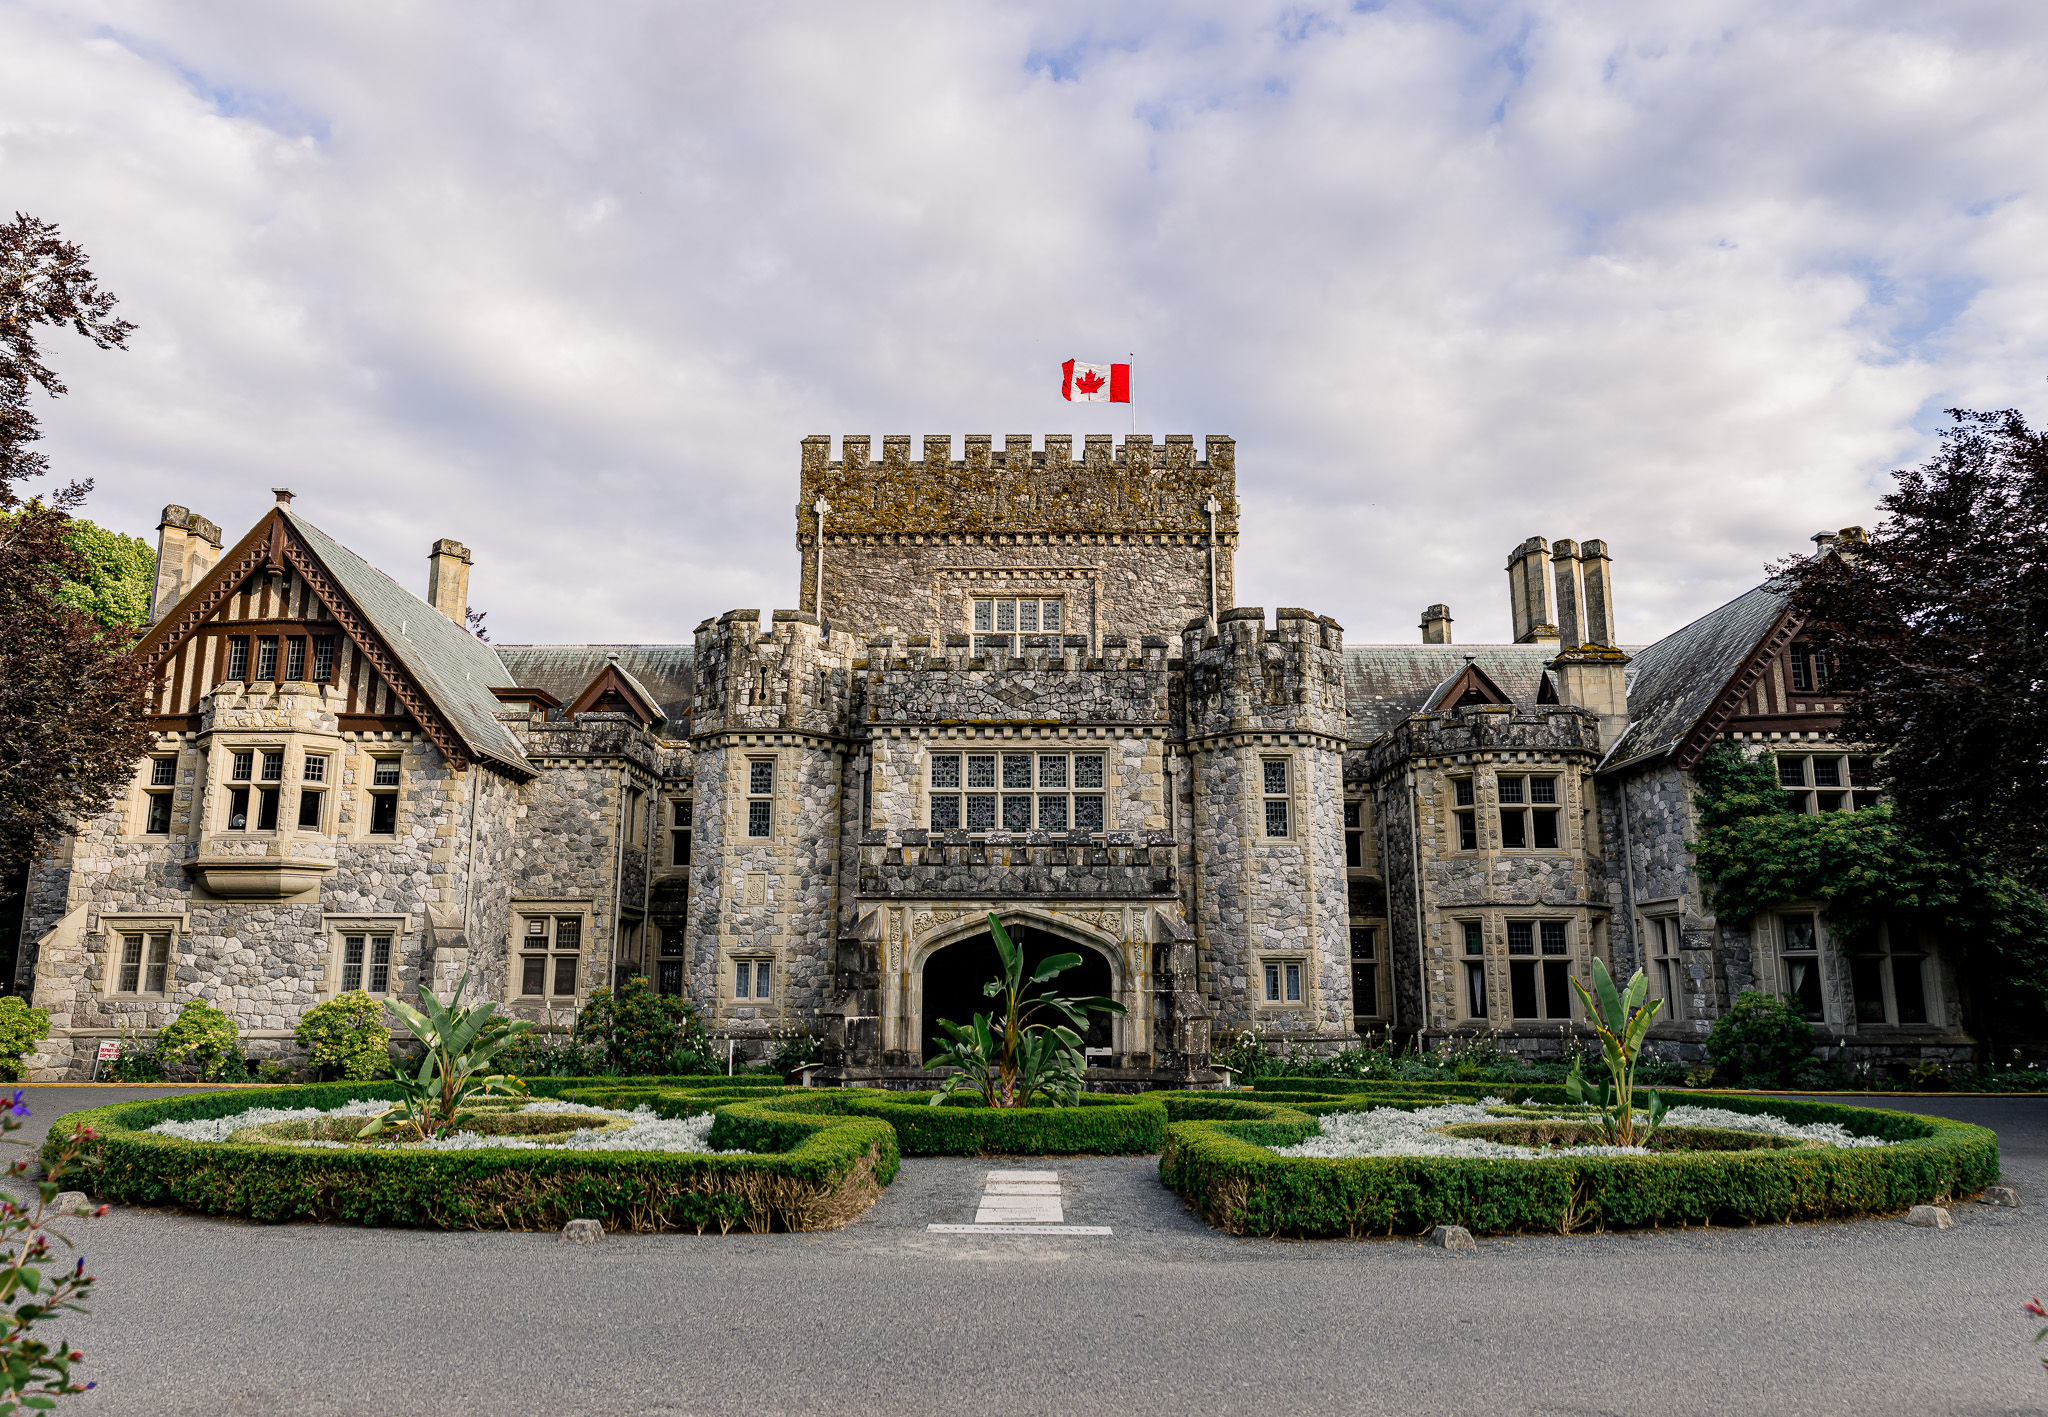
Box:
924 914 1124 1108
357 974 532 1141
1566 958 1666 1147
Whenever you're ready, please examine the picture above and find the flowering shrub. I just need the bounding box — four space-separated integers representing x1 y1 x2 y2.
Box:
293 991 391 1081
0 1090 104 1412
0 1000 50 1084
154 999 240 1081
573 977 713 1075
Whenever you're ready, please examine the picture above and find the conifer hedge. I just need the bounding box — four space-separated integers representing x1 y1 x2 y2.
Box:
1157 1086 2000 1237
47 1081 897 1233
663 1088 1168 1157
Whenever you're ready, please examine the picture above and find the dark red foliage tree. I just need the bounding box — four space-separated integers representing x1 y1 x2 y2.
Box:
0 215 152 900
1786 403 2048 889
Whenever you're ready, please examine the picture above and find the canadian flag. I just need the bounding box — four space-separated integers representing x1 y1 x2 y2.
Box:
1062 359 1130 403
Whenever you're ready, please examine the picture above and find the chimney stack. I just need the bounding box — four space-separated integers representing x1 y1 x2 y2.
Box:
1550 539 1583 650
1578 539 1617 647
149 505 224 625
1506 537 1558 645
427 539 472 625
1419 604 1454 644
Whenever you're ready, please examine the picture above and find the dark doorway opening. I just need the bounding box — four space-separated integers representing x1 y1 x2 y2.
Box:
920 923 1114 1060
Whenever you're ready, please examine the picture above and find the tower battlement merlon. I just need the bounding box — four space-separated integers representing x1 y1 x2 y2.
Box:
796 433 1238 538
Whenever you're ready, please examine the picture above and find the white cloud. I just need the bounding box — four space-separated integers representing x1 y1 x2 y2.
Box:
4 0 2048 646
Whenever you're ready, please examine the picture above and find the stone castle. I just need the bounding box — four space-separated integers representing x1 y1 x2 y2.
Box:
11 435 1972 1080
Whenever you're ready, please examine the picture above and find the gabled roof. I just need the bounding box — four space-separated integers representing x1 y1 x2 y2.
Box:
1421 661 1514 713
1601 578 1794 774
136 507 532 776
564 659 668 727
494 645 695 731
1342 645 1568 743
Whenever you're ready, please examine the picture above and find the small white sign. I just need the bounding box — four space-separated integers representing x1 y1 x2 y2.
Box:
96 1040 120 1061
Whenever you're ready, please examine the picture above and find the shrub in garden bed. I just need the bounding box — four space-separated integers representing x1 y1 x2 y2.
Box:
1158 1086 2000 1238
46 1083 899 1233
706 1089 1168 1156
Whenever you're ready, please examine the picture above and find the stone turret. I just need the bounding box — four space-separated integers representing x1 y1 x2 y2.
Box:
1182 607 1348 740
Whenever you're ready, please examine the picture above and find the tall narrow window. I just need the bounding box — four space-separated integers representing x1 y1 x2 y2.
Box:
369 757 400 835
1262 759 1290 838
312 636 336 682
255 636 279 680
672 800 694 865
225 751 253 830
1454 778 1477 850
1497 776 1527 849
1350 926 1378 1017
1780 914 1824 1021
226 636 249 681
1790 646 1812 692
286 637 307 680
747 759 775 838
144 756 176 835
1649 917 1683 1021
1344 802 1364 868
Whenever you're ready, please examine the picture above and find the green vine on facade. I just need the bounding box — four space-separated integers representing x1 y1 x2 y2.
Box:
1689 742 2048 1009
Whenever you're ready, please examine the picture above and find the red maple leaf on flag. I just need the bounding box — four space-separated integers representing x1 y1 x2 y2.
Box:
1073 367 1107 395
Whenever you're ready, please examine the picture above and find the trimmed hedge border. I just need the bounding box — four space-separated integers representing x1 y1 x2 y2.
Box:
46 1081 898 1233
713 1089 1166 1157
1158 1084 2001 1237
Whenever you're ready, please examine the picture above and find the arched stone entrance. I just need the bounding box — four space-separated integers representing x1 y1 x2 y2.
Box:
919 923 1116 1061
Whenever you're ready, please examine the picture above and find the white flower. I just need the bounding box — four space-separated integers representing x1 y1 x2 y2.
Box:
146 1099 744 1154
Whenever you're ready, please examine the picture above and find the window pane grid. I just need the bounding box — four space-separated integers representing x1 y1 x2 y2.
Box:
929 752 1106 832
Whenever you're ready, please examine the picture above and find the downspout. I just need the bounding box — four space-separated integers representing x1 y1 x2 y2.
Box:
608 762 629 992
1409 768 1427 1049
1375 780 1397 1035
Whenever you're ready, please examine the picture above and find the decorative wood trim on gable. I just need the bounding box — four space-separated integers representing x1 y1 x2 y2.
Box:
1430 661 1513 712
130 508 475 771
565 664 665 726
1673 605 1805 770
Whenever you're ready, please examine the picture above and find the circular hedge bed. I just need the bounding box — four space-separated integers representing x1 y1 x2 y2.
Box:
46 1079 898 1234
1155 1083 2001 1237
567 1086 1168 1157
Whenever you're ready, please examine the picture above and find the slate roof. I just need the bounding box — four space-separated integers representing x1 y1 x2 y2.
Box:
493 645 696 732
1600 578 1791 773
283 511 530 775
1342 645 1563 743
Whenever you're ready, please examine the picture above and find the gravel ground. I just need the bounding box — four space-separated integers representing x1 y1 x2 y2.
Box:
9 1087 2045 1417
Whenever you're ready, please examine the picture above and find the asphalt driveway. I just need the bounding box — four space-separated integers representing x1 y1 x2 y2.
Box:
11 1086 2046 1417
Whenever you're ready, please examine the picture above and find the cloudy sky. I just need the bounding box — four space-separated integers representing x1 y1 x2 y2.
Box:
5 0 2047 647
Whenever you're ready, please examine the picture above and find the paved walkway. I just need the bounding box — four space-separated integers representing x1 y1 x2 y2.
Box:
10 1088 2048 1415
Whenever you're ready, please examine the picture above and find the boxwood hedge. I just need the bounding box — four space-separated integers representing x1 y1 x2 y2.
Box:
1158 1086 2000 1238
47 1080 898 1234
558 1085 1166 1156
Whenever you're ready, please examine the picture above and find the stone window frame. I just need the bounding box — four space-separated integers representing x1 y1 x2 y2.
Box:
363 748 405 837
1259 754 1295 840
1342 799 1366 868
296 749 333 833
509 900 593 1003
320 914 411 999
1258 952 1308 1007
969 594 1069 656
670 797 694 866
213 735 291 835
1503 916 1576 1021
1348 923 1384 1020
1770 909 1828 1025
132 747 182 838
1457 919 1488 1020
97 913 186 1001
926 748 1107 834
1846 920 1936 1029
745 757 776 839
1641 910 1684 1022
1495 771 1563 851
1450 775 1479 851
937 566 1100 657
729 952 775 1002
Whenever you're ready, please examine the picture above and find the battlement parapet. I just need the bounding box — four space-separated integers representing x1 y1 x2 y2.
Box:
1362 703 1604 780
520 715 665 770
689 608 861 737
798 433 1238 538
862 647 1171 727
1182 606 1348 739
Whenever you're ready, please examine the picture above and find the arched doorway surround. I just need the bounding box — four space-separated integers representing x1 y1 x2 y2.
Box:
897 907 1134 1065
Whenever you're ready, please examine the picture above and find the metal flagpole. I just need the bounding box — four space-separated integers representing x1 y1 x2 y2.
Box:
1129 351 1136 435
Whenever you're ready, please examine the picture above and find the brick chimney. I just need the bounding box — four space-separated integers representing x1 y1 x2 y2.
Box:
149 505 224 625
1419 604 1453 644
426 539 472 624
